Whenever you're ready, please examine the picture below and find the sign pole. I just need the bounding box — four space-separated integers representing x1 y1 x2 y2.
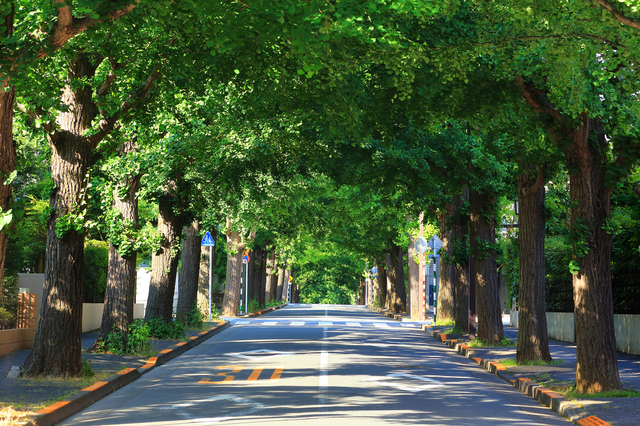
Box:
208 246 212 322
244 262 248 313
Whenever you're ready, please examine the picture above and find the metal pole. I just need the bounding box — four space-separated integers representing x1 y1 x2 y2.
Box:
208 245 212 322
244 262 248 313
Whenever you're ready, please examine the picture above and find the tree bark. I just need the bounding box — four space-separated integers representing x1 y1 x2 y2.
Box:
220 228 246 317
469 187 504 344
176 221 201 322
0 5 15 295
282 269 290 302
385 242 406 313
251 248 264 306
452 190 469 331
144 196 183 322
22 52 99 377
376 264 386 308
436 210 455 323
407 236 420 320
258 249 267 305
564 117 620 393
265 247 277 302
276 258 286 302
197 232 217 319
517 165 552 363
90 141 140 350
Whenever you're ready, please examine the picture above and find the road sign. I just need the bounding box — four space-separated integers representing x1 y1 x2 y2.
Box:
414 237 428 254
242 255 250 264
428 235 443 254
201 231 215 246
371 266 378 278
288 275 293 282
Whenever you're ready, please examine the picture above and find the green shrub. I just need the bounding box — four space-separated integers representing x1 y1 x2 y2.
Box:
247 298 260 313
84 240 109 303
146 317 185 340
95 320 152 356
186 303 205 329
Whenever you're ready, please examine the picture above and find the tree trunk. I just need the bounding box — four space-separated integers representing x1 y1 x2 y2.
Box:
90 143 140 350
452 190 469 331
251 248 264 306
276 258 286 301
0 6 15 295
407 236 420 320
376 264 386 307
22 52 101 378
197 236 216 319
385 243 406 313
469 188 503 344
246 249 255 304
517 165 552 363
145 196 183 322
258 249 267 305
282 269 290 302
220 228 245 317
176 221 201 322
436 210 455 323
265 247 277 302
564 117 620 393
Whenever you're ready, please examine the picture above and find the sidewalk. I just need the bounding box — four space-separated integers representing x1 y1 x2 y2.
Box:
0 326 219 413
431 323 640 426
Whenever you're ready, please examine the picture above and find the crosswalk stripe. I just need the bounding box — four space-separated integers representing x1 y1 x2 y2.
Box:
290 321 305 326
318 321 333 326
373 323 391 328
346 322 361 327
262 322 278 326
234 320 251 324
401 324 417 327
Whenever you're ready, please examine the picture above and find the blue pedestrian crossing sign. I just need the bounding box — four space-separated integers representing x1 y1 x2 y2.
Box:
201 231 215 246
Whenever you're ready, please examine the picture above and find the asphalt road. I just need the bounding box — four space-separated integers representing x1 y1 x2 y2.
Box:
61 304 570 425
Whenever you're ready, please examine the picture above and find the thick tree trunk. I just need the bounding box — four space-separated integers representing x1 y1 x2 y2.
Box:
251 248 264 306
452 191 469 331
276 258 286 301
385 243 406 313
22 52 100 378
407 236 420 320
0 7 15 295
176 221 202 322
145 197 183 322
376 264 386 307
220 227 247 317
436 210 455 323
517 165 552 363
265 247 277 302
282 269 290 302
91 146 140 350
564 117 620 393
197 236 216 319
246 250 255 304
469 188 503 344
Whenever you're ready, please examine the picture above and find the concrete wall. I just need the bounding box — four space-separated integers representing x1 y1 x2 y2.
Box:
0 329 36 357
18 274 146 333
510 310 640 355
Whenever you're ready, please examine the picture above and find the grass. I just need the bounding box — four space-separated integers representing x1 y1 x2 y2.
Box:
467 337 516 348
498 358 565 367
0 406 31 426
566 388 640 399
441 326 466 334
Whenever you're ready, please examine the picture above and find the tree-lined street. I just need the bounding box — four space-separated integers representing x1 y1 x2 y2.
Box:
60 305 569 426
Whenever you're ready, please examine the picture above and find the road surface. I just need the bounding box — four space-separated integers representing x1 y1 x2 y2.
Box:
61 304 569 425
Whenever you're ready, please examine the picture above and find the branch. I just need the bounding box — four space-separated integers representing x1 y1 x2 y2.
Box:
15 102 55 134
592 0 640 31
42 0 139 58
88 65 161 147
96 57 125 96
530 164 546 194
514 76 563 122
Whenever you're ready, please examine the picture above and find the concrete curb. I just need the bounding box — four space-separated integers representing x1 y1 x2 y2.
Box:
366 305 403 321
422 327 612 426
16 321 230 426
238 303 288 318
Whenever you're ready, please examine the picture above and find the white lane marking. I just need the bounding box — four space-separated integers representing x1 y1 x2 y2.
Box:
290 321 305 326
401 323 417 327
373 322 391 328
234 320 251 325
161 394 266 424
363 373 444 392
346 322 361 327
226 349 295 360
318 321 332 326
319 327 329 407
261 321 277 326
